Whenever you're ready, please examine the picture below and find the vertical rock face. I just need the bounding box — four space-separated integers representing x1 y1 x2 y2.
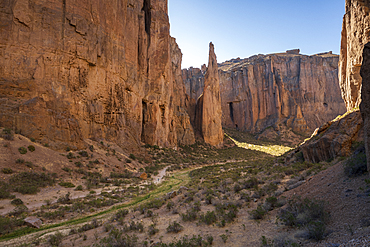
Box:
339 0 370 111
0 0 194 150
195 43 223 146
184 51 346 136
360 42 370 172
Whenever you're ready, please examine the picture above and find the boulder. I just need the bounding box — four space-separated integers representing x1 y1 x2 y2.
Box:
24 216 42 229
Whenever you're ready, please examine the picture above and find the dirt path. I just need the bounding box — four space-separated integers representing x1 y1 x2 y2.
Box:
152 166 169 184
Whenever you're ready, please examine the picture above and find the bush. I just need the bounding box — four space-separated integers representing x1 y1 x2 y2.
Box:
129 154 136 160
15 158 24 164
75 161 83 167
11 198 23 205
58 182 75 188
277 196 329 241
78 151 89 157
181 209 198 222
148 224 159 236
2 168 13 174
1 128 13 140
47 232 63 247
249 206 267 220
0 215 23 235
344 150 367 177
9 172 55 194
199 211 217 225
167 221 183 233
66 152 75 159
307 221 326 241
18 147 27 154
0 181 12 199
28 145 35 152
99 229 138 246
75 185 83 191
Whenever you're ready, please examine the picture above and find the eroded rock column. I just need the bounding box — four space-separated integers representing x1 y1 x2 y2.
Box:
198 43 223 146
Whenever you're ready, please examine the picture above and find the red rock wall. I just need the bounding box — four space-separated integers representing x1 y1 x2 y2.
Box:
184 52 346 136
0 0 194 150
339 0 370 111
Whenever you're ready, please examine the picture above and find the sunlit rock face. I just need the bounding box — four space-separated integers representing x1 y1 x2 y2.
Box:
360 42 370 172
195 43 223 147
339 0 370 111
0 0 195 150
184 51 346 136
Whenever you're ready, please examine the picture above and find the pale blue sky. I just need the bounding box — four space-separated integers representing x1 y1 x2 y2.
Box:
168 0 345 68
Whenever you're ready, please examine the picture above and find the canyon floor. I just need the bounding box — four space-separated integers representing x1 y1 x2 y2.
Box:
0 125 369 247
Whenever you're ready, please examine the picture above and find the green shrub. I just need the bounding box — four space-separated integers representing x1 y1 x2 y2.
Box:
1 128 13 140
18 147 27 154
344 150 367 177
220 234 228 243
58 182 75 188
249 206 267 220
199 211 217 225
0 181 12 199
47 232 63 247
98 230 138 246
9 172 55 194
11 198 23 205
30 138 35 142
15 158 24 164
181 209 198 222
167 221 183 233
28 145 35 152
75 185 83 191
66 152 75 159
129 154 136 160
277 195 329 239
0 215 23 235
75 161 83 167
78 151 89 157
148 224 159 236
2 168 13 174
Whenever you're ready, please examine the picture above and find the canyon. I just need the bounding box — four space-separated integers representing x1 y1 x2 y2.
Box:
1 0 370 246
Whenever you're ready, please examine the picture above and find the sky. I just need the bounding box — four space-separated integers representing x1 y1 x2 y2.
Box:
168 0 345 69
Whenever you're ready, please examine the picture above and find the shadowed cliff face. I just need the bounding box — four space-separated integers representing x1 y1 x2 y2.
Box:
0 0 194 150
184 51 346 136
360 42 370 172
339 0 370 111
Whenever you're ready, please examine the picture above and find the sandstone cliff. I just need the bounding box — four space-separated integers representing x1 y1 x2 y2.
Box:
339 0 370 111
195 43 223 147
360 42 370 172
184 50 346 137
0 0 194 150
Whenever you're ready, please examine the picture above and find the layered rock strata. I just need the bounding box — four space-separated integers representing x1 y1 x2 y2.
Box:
360 42 370 172
0 0 194 150
195 43 223 146
339 0 370 111
184 51 346 136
